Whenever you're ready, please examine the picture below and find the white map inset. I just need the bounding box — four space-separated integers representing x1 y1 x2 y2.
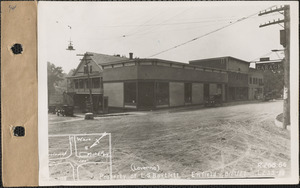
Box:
48 133 112 181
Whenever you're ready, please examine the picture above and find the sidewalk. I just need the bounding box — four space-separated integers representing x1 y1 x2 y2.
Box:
68 99 282 119
159 99 273 113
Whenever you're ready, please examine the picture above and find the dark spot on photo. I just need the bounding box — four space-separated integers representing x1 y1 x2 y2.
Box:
11 43 23 54
13 126 25 137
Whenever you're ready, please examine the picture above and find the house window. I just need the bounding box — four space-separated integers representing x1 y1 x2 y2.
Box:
124 82 137 105
84 66 88 74
184 83 192 103
90 66 93 73
92 78 100 88
100 77 103 88
249 77 252 84
84 79 89 89
75 80 79 89
79 79 84 89
155 82 169 105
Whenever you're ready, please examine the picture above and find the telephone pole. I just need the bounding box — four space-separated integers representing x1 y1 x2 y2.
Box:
77 53 94 113
259 5 290 129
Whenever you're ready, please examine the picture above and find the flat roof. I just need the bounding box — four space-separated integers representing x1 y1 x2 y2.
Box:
189 56 250 64
100 58 185 66
101 58 228 73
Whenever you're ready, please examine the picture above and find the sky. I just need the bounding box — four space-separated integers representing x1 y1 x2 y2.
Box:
38 1 291 73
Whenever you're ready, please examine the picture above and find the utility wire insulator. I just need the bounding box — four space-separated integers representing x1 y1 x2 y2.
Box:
258 6 285 16
259 19 284 28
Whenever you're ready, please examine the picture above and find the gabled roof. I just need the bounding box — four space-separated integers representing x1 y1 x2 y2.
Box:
70 52 128 76
86 52 127 65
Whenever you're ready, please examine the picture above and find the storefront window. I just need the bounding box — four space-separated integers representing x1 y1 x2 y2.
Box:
184 83 192 103
217 84 222 95
124 82 137 105
155 82 169 105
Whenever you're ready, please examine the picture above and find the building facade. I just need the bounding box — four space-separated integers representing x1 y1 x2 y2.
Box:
102 59 227 110
248 68 264 100
66 53 264 112
66 52 126 112
190 56 253 101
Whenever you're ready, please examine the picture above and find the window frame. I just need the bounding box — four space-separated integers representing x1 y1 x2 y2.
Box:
184 82 192 103
155 82 169 106
124 82 137 105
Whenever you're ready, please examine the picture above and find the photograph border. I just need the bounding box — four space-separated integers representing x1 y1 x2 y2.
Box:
38 1 299 185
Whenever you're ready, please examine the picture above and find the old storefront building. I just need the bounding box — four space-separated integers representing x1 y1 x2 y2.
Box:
66 53 263 112
248 68 264 100
102 58 227 111
190 56 253 101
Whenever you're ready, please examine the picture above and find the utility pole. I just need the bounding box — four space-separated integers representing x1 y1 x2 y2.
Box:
77 53 94 113
259 5 290 129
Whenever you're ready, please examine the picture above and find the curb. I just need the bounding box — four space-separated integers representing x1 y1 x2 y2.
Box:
274 115 290 131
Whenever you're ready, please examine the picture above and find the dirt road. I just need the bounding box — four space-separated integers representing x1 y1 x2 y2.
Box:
48 100 290 180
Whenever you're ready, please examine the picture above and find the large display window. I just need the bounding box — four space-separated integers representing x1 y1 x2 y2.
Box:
155 82 169 106
124 82 137 105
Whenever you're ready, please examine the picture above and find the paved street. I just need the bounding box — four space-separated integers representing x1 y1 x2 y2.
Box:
48 100 290 179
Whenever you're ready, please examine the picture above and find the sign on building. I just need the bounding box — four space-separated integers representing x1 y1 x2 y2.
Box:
256 61 282 70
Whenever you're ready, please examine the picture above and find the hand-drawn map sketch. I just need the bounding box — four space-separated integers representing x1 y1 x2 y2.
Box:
48 133 111 181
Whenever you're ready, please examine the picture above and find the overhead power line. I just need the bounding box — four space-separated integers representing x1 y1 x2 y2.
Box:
123 7 166 37
96 13 280 29
123 7 192 38
148 5 277 58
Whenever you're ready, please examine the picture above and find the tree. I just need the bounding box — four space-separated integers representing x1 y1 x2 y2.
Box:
263 67 284 98
68 68 76 76
47 62 64 102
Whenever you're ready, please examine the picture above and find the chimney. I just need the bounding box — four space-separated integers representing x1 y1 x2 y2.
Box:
129 52 133 59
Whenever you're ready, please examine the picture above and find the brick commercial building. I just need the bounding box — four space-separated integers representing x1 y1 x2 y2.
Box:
190 56 257 101
66 53 263 112
102 58 227 111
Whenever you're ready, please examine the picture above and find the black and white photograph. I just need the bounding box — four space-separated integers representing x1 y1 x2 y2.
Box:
38 1 299 185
